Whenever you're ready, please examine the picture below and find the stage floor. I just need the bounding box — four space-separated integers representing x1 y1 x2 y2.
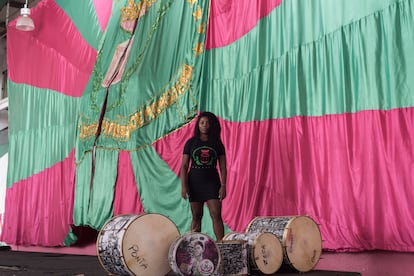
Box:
0 249 362 276
1 247 414 275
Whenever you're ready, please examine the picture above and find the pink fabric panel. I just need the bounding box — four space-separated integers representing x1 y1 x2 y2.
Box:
7 0 96 97
206 0 282 50
154 108 414 252
153 123 195 176
93 0 112 32
0 150 76 246
113 151 144 215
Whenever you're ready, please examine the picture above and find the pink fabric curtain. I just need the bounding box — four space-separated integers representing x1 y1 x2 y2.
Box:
92 0 112 32
113 151 144 215
154 108 414 252
206 0 282 49
1 150 76 245
7 0 96 97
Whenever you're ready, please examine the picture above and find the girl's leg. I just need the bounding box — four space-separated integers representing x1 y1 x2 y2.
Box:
206 199 224 241
190 201 204 232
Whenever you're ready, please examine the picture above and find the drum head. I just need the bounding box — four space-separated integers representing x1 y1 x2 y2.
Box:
283 216 322 272
169 232 220 276
122 213 180 275
251 232 283 275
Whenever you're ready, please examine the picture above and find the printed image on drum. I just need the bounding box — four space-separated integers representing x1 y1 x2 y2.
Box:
97 213 180 276
169 232 221 276
216 240 248 276
223 232 283 275
246 216 322 273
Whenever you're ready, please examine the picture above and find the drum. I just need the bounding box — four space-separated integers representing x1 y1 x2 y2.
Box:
216 240 248 276
223 232 283 275
246 216 322 272
97 213 180 276
169 232 221 276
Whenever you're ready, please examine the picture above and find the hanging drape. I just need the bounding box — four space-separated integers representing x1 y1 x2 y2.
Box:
155 0 414 252
1 0 414 253
73 0 210 233
199 0 414 251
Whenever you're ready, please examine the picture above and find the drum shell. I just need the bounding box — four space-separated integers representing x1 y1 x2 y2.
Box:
246 216 322 273
216 240 248 276
169 232 221 276
97 213 180 276
223 232 283 275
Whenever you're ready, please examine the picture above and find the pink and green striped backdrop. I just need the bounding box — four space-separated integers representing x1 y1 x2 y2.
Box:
1 0 414 252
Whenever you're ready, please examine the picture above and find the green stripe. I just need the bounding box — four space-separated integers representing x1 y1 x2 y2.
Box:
7 82 80 186
55 0 104 50
130 146 231 237
201 0 414 121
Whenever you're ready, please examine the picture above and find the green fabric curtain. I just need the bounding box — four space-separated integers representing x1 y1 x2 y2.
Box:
74 0 210 229
7 82 79 187
202 0 414 121
54 0 104 50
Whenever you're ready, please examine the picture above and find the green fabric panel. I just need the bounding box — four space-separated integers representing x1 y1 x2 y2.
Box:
73 149 118 229
73 152 92 226
55 0 104 50
201 0 414 121
74 0 210 231
129 146 230 237
0 143 7 157
7 82 79 186
76 0 209 159
63 229 78 246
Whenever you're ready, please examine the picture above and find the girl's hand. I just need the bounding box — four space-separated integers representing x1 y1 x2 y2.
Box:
181 186 188 199
219 185 226 201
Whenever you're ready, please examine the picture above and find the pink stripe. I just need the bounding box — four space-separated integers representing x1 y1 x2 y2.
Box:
206 0 282 50
7 0 96 97
93 0 112 32
154 108 414 251
1 150 144 246
1 150 76 246
113 151 144 215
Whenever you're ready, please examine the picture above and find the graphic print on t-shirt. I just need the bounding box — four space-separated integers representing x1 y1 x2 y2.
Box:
192 146 217 167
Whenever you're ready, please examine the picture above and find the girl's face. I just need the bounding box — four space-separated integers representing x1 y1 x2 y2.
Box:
193 244 204 258
198 117 210 135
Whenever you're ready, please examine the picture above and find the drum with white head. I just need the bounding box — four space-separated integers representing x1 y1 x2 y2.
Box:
97 213 180 275
246 215 322 272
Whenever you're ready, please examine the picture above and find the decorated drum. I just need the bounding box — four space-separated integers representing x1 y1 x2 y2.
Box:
169 232 221 276
97 213 180 276
216 240 248 276
223 232 283 275
246 216 322 272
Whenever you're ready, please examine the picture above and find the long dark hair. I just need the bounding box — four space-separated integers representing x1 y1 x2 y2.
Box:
193 111 222 142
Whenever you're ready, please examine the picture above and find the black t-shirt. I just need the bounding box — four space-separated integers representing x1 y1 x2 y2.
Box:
183 137 225 201
183 137 225 169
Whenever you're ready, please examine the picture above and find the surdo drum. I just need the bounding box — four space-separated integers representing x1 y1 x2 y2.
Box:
246 216 322 272
169 232 221 276
97 213 180 275
223 232 283 275
216 240 248 276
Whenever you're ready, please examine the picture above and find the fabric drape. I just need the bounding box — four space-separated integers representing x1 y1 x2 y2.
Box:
2 0 414 253
73 0 210 230
197 0 414 251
